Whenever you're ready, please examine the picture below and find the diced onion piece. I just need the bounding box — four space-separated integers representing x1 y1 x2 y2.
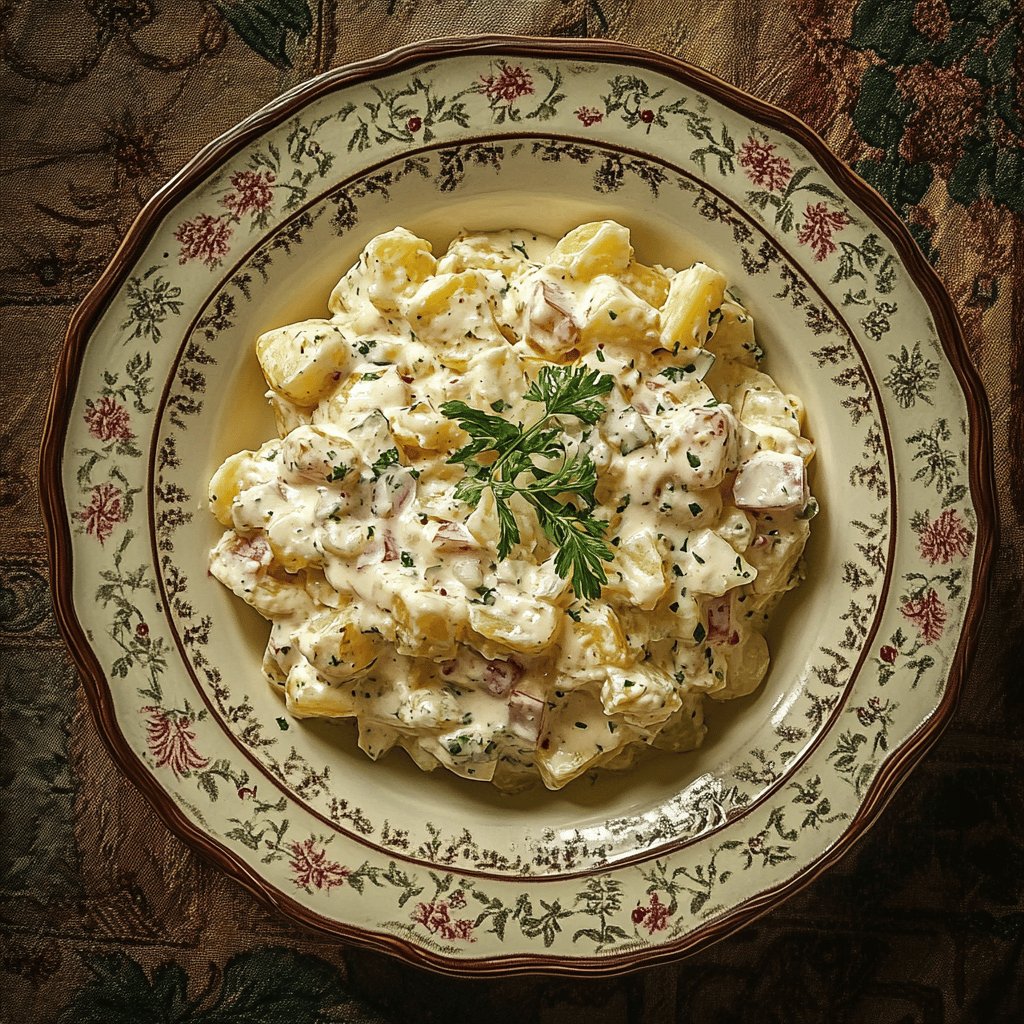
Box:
602 396 654 455
507 689 545 745
733 451 807 511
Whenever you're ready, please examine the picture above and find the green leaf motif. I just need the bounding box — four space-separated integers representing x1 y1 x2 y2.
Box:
848 0 1021 222
214 0 313 69
58 954 188 1024
850 0 935 64
58 947 386 1024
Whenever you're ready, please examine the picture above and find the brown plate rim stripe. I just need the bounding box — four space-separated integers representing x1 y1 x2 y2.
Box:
39 34 998 977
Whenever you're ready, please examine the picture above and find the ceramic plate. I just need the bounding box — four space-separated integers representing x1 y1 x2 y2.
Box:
42 36 994 975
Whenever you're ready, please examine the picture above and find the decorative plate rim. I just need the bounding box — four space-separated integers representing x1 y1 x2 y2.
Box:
39 34 997 977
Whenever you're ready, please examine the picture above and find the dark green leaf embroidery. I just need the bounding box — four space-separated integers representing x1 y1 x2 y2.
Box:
213 0 313 69
58 947 381 1024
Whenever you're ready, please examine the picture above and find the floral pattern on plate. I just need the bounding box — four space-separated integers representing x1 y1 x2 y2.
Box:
51 45 985 972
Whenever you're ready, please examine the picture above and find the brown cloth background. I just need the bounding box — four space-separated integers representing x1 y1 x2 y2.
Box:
2 2 1021 1021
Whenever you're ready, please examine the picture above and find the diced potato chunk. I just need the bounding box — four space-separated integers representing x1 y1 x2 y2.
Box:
279 425 356 484
710 631 770 700
579 276 659 349
620 260 671 307
329 227 436 315
746 520 810 595
649 692 706 751
256 319 353 406
739 388 802 437
659 263 726 348
672 529 758 598
390 402 463 453
285 659 359 718
392 590 459 659
602 664 681 728
208 447 274 526
295 608 379 682
549 220 633 281
468 588 560 654
733 451 807 511
705 299 758 367
661 406 738 490
358 721 400 760
604 529 667 610
536 690 623 788
400 269 504 367
558 604 632 674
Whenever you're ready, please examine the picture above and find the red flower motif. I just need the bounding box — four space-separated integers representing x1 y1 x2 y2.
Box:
900 588 947 642
75 483 124 544
575 106 603 127
221 169 276 219
84 396 133 442
288 838 351 892
411 899 475 941
631 892 671 934
479 63 534 103
917 509 973 564
880 645 897 665
407 116 423 132
639 108 655 124
797 202 850 261
174 213 232 268
135 622 149 638
142 707 209 776
738 137 793 192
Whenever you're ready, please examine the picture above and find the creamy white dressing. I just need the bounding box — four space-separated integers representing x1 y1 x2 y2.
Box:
208 223 816 791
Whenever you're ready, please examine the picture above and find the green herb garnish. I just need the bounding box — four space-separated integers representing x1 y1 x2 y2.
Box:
371 447 400 479
441 365 615 599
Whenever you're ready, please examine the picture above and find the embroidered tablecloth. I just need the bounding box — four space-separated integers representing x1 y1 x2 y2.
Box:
2 2 1020 1020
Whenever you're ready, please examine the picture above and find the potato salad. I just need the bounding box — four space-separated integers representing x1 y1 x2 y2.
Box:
208 222 817 791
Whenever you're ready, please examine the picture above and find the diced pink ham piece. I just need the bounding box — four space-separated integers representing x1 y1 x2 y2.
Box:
432 520 478 551
706 595 739 646
507 689 545 745
484 659 523 697
233 534 272 569
733 451 806 511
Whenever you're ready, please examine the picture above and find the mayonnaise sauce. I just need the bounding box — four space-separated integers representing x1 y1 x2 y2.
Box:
208 223 816 791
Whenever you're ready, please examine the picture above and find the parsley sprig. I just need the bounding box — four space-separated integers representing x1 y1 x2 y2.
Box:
441 365 616 599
